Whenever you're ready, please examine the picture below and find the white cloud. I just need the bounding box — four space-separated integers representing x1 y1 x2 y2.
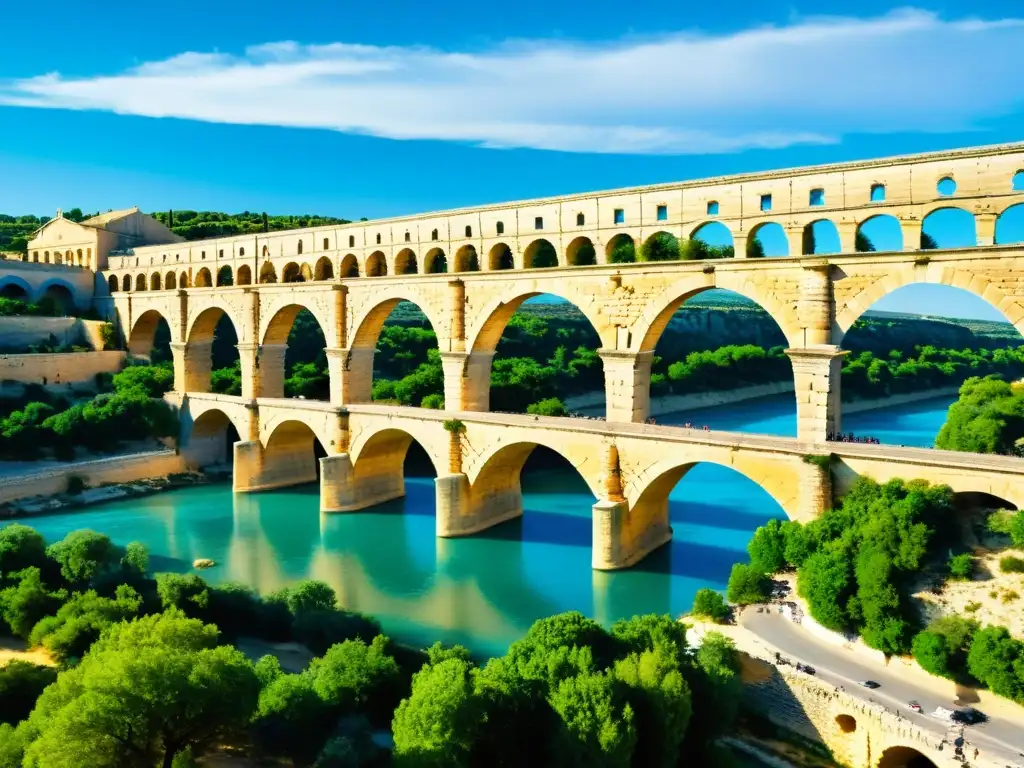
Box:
2 8 1023 154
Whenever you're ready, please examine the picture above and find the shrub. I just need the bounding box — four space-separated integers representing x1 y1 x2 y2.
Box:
0 661 56 725
1000 556 1024 574
442 418 465 433
691 589 729 623
948 553 973 580
46 530 119 586
98 322 117 351
726 563 768 605
420 393 444 409
527 397 568 417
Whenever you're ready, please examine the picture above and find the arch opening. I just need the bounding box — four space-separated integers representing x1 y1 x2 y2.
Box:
523 239 558 269
262 305 331 401
801 220 841 255
640 231 680 262
366 251 387 277
839 283 1024 448
454 245 479 273
357 300 441 409
121 275 131 292
165 271 177 290
216 265 234 287
184 408 240 468
340 254 359 278
135 274 146 292
0 278 30 302
262 420 329 488
424 248 448 274
641 286 795 434
747 222 787 258
996 202 1024 245
127 309 172 364
688 222 735 259
236 265 252 285
179 272 191 289
876 746 938 768
314 256 334 281
395 249 418 275
40 284 75 316
566 236 596 266
488 243 514 271
150 273 162 291
258 262 277 284
605 233 636 264
348 428 441 516
282 262 304 283
195 267 213 288
921 207 975 249
856 214 901 252
188 307 241 394
106 275 119 294
472 294 603 416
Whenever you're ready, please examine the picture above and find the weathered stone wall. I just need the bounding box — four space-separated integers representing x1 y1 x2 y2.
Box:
0 351 125 391
0 317 108 352
0 450 186 505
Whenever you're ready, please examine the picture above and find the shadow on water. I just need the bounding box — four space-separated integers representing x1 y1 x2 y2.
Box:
631 536 753 583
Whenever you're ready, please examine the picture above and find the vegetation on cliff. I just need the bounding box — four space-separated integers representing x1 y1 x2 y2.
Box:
0 522 742 768
0 364 177 461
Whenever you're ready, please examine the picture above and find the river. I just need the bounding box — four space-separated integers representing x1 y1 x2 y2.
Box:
4 392 957 659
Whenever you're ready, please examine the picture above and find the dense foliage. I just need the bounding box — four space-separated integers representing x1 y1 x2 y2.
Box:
936 376 1024 456
0 522 742 768
0 365 178 461
729 478 956 654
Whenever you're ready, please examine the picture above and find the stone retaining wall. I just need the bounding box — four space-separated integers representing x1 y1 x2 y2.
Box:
0 450 186 505
0 317 109 351
0 350 125 393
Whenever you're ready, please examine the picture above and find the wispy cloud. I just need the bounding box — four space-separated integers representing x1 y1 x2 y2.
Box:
2 8 1023 154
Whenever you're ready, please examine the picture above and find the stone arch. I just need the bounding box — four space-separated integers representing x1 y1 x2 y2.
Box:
165 271 177 290
339 254 359 278
184 303 243 392
135 274 147 291
282 262 304 283
350 292 447 352
180 272 191 289
366 251 387 277
467 288 615 358
801 219 841 255
876 745 938 768
121 275 131 292
261 298 338 349
523 238 558 269
856 214 902 252
76 248 83 266
641 231 680 261
38 282 75 314
454 245 479 272
107 275 119 293
195 267 213 288
995 201 1024 245
747 221 788 257
690 221 734 245
394 248 418 275
0 276 32 300
566 236 597 266
216 265 233 286
181 405 244 468
258 419 329 489
605 233 636 263
424 248 447 274
259 262 277 284
488 243 514 270
634 276 801 353
300 263 314 282
150 272 162 291
834 273 1024 342
345 425 447 511
128 308 174 358
467 439 604 501
237 265 252 285
314 256 334 281
920 206 976 249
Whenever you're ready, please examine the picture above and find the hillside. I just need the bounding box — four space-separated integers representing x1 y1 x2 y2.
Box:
0 209 354 251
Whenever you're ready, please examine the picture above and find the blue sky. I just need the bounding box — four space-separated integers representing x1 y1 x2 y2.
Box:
2 1 1024 321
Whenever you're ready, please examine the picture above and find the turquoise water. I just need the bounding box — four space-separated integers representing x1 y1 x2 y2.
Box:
6 393 955 658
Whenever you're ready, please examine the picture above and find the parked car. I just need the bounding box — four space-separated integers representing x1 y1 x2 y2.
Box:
952 708 986 725
908 701 922 712
860 680 881 689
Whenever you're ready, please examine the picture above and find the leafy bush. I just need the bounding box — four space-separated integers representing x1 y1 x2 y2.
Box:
0 661 56 725
527 397 568 417
948 553 973 580
691 588 729 623
936 376 1024 455
1000 556 1024 574
726 563 768 605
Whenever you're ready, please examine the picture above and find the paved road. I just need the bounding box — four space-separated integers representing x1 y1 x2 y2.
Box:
742 609 1024 767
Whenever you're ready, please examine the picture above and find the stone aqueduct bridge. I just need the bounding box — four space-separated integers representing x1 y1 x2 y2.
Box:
98 143 1024 570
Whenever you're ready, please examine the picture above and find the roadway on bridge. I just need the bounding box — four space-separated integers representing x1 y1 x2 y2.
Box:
741 609 1024 767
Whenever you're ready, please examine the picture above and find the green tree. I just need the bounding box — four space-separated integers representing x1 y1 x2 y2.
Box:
690 589 729 623
0 525 48 579
527 397 568 417
0 661 56 725
21 612 261 768
747 518 787 573
0 568 59 639
549 671 636 768
966 625 1024 702
46 530 119 587
726 563 768 605
948 553 973 580
251 673 333 764
29 585 144 663
937 376 1024 455
307 635 401 724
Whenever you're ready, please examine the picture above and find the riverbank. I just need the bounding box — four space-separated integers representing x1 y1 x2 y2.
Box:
566 383 960 417
0 451 223 516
